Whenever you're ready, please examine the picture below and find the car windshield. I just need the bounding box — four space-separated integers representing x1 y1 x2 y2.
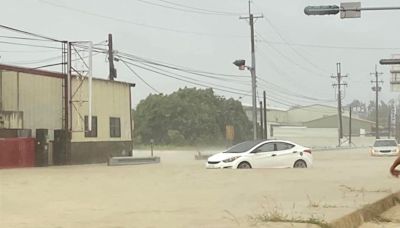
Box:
374 140 397 147
223 140 264 153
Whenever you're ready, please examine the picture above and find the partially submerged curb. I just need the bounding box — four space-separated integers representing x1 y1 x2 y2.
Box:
329 191 400 228
108 156 161 166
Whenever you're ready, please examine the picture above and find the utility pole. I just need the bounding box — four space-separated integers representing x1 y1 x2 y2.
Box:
108 34 117 80
349 106 352 146
331 63 347 146
397 113 400 142
388 111 391 138
259 101 264 139
263 90 267 139
370 65 383 139
239 1 263 140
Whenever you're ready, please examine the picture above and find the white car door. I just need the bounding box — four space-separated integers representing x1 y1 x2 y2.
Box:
248 142 277 168
274 142 297 168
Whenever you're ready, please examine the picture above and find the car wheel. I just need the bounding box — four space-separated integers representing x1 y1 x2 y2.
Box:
237 161 252 169
293 160 307 168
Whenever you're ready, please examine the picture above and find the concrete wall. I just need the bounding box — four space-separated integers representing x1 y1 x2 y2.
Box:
70 141 133 164
70 77 132 143
1 70 63 139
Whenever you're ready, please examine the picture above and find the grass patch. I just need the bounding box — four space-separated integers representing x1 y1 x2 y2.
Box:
250 207 330 228
339 185 391 194
307 195 343 209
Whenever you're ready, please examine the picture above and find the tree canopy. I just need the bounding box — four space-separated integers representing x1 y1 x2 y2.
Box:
133 88 252 146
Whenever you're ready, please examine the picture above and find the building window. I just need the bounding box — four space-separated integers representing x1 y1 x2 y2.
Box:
84 116 97 137
110 117 121 138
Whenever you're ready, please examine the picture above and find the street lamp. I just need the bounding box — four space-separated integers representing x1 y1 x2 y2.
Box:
233 59 257 140
304 5 340 16
305 2 400 19
380 59 400 65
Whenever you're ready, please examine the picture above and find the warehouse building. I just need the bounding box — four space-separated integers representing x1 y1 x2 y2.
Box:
0 64 134 164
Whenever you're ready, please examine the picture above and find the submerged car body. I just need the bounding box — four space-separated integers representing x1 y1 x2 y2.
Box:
370 139 399 156
206 139 312 169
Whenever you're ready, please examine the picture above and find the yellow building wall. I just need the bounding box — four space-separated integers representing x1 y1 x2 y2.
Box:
70 77 132 142
1 71 63 138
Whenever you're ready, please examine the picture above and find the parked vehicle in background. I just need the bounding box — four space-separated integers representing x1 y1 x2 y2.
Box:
370 139 399 156
206 139 312 169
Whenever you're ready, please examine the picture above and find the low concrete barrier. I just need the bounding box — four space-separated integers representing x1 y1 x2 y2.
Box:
329 191 400 228
108 156 160 166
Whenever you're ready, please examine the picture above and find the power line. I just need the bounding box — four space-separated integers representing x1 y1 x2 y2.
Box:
257 78 335 103
117 47 335 106
116 51 249 79
76 45 250 79
0 49 59 53
155 0 241 16
259 40 400 50
0 35 53 42
255 45 333 100
119 56 308 108
0 40 61 50
0 24 64 42
261 16 328 75
38 0 246 38
119 57 252 97
4 55 61 65
135 0 240 16
121 59 161 93
119 55 248 84
119 56 251 93
256 33 326 78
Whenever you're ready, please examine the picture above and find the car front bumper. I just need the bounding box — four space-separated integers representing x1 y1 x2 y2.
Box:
371 151 399 156
205 161 234 169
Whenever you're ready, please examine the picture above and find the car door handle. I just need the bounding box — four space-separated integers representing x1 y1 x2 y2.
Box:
271 154 277 157
293 151 298 154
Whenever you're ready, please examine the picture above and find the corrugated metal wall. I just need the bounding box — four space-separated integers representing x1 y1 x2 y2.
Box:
0 138 35 168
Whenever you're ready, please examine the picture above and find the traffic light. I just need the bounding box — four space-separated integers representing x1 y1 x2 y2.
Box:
304 5 340 16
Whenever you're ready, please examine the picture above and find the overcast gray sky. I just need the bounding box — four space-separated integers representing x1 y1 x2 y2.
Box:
1 0 400 109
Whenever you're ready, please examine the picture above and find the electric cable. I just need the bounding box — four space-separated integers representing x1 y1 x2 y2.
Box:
121 58 161 93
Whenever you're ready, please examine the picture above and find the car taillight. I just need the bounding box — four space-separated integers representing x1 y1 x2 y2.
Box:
304 149 312 154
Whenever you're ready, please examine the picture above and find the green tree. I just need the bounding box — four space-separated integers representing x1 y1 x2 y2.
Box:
133 88 252 146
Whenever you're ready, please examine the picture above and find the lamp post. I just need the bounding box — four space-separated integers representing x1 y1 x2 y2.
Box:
233 59 257 140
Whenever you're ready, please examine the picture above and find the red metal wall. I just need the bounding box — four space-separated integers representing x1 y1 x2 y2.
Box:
0 138 35 168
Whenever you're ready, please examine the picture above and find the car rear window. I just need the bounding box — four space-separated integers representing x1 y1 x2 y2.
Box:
374 140 398 147
276 142 295 151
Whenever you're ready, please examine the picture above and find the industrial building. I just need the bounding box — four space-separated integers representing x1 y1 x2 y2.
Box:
0 64 134 165
243 104 375 137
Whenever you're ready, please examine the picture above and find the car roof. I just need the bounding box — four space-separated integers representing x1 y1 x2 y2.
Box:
374 139 397 142
257 139 298 145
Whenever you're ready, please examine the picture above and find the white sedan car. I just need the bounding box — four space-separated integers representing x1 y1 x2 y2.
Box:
370 139 400 156
206 139 312 169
